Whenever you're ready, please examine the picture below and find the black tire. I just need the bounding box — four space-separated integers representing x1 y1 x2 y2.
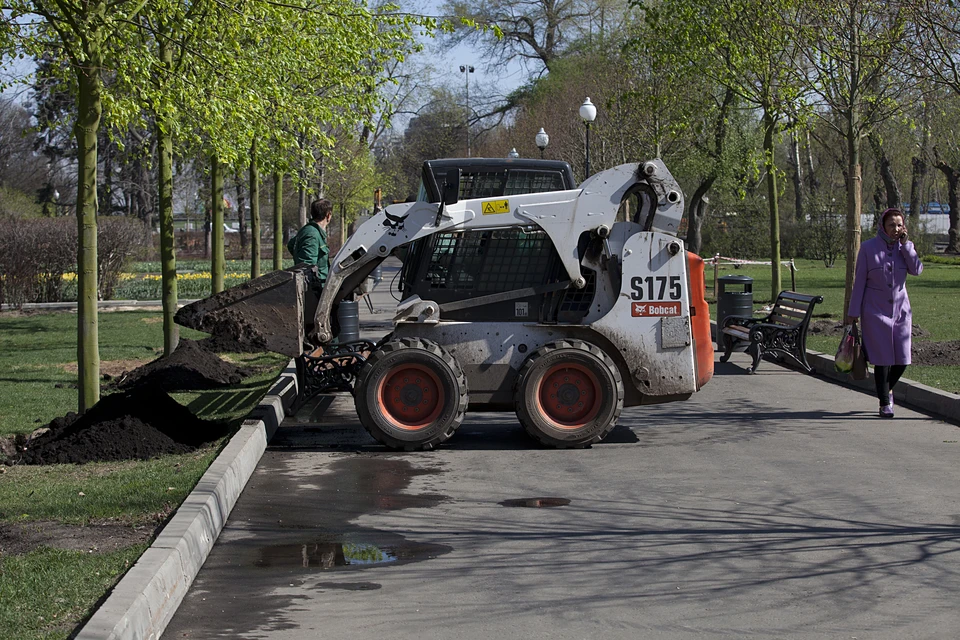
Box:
515 340 623 448
354 337 468 451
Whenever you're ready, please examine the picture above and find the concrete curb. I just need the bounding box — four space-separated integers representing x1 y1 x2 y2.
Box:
711 322 960 424
805 350 960 422
75 362 299 640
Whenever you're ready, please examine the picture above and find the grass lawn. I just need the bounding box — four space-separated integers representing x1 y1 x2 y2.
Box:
708 258 960 393
0 545 146 640
0 309 288 640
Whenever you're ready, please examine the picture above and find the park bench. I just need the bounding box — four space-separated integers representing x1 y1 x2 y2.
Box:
719 290 824 374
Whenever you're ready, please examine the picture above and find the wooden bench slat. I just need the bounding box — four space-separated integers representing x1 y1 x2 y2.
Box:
769 314 803 325
773 305 807 318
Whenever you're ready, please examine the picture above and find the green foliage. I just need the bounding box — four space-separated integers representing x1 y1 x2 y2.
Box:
923 254 960 266
0 186 44 217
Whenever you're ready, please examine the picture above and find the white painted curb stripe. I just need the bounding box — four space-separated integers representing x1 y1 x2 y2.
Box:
75 362 298 640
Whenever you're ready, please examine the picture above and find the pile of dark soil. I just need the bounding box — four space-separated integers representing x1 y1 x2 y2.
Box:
199 334 267 354
115 338 252 391
911 340 960 367
809 320 930 339
808 320 846 337
12 386 231 465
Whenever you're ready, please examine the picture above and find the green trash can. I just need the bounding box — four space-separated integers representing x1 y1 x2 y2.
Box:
716 275 753 330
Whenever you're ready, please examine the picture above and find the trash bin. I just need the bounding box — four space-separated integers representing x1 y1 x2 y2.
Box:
716 275 753 330
337 300 360 343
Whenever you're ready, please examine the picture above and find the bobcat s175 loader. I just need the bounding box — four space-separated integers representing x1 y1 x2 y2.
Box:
176 158 714 450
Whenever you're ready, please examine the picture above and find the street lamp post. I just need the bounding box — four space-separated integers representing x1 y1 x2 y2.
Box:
579 97 597 179
460 65 475 157
535 128 549 159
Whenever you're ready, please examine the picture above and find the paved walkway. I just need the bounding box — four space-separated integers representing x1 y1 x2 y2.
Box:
162 344 960 639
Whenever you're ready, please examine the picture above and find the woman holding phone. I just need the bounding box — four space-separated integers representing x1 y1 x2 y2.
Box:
845 208 923 418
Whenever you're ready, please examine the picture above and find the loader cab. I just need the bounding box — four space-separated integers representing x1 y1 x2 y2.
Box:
414 158 575 203
401 158 588 324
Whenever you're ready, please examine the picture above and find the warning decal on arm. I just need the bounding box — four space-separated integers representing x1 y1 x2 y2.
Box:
482 199 510 215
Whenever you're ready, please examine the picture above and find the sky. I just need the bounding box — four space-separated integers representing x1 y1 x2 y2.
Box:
416 0 530 116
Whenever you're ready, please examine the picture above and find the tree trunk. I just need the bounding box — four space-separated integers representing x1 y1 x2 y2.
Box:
250 142 260 279
909 155 926 221
211 155 225 293
203 206 210 258
804 129 819 195
869 134 901 210
843 4 863 315
236 174 247 252
843 136 863 317
75 61 101 413
274 172 283 271
933 151 960 253
872 183 884 226
909 103 930 219
298 167 307 228
156 35 179 356
789 128 804 222
763 110 782 301
685 176 716 255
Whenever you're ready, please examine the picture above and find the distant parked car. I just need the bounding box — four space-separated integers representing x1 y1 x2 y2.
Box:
900 202 950 214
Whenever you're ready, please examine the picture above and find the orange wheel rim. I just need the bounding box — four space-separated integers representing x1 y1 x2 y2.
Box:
536 363 602 429
377 364 445 431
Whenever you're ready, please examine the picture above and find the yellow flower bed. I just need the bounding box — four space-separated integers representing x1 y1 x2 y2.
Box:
141 273 246 281
62 272 246 282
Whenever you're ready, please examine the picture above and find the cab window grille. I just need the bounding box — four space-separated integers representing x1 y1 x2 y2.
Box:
558 268 595 317
459 172 507 199
504 170 566 196
424 229 557 292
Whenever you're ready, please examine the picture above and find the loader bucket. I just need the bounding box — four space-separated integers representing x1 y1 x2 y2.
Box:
174 268 317 357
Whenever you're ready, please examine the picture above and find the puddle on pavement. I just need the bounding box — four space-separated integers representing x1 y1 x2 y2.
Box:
315 581 382 591
255 536 451 570
500 497 571 508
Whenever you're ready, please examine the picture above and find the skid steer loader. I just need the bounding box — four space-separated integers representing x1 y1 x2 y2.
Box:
176 158 714 450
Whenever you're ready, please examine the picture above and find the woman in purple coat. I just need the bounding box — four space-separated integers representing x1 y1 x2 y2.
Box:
845 208 923 418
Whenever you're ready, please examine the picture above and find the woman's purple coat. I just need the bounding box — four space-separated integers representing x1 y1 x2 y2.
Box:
847 232 923 365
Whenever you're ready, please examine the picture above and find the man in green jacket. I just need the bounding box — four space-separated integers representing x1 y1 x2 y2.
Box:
288 199 332 287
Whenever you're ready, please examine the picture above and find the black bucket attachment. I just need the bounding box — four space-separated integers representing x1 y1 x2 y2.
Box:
174 268 318 357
